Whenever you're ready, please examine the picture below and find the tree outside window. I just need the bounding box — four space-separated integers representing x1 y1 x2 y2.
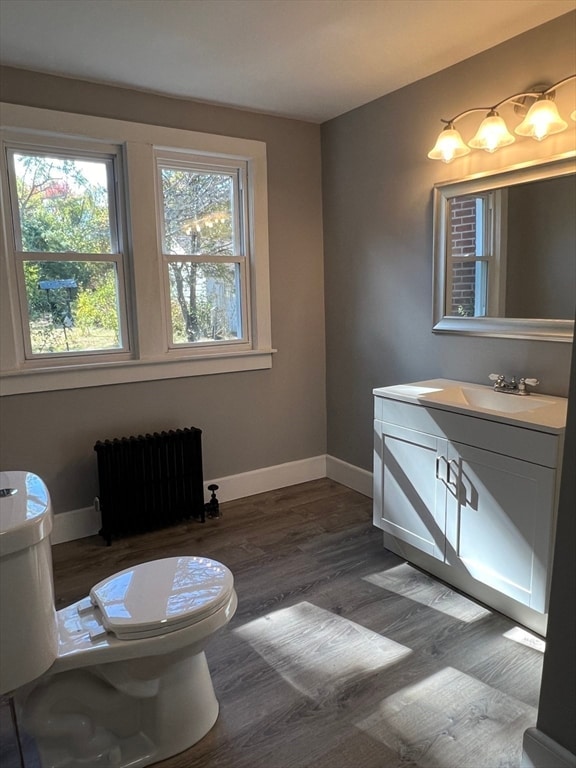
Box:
8 150 126 356
158 159 247 346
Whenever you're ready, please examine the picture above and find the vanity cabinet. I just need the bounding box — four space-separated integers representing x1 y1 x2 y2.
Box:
373 384 565 624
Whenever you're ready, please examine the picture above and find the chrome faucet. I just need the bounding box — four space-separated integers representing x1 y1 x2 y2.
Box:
489 374 540 395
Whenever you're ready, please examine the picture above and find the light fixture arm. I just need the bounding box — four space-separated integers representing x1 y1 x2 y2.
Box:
438 74 576 127
543 74 576 95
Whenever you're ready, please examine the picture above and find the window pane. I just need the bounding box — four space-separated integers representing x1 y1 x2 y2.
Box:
168 262 241 344
449 194 486 258
12 153 113 253
448 259 488 317
160 167 235 256
24 261 122 354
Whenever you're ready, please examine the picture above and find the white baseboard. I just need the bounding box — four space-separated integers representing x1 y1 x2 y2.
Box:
206 455 327 504
52 506 101 545
51 454 372 545
51 455 329 544
522 728 576 768
326 455 373 498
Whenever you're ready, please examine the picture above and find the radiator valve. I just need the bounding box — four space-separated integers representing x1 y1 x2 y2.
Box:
205 484 220 518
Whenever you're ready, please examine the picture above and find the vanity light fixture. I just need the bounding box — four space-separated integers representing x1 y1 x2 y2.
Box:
428 74 576 162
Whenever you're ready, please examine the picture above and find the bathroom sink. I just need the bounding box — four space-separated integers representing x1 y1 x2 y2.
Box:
422 385 550 414
372 378 567 431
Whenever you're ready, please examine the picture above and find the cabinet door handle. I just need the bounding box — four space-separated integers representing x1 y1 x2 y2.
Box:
436 455 448 482
447 459 461 501
447 459 457 486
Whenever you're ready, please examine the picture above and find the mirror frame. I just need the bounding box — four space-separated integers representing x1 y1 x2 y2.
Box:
432 152 576 342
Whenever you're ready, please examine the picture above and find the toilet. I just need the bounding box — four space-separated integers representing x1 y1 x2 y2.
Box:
0 470 237 768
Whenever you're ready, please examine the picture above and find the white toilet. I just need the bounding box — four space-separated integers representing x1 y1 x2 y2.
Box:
0 470 237 768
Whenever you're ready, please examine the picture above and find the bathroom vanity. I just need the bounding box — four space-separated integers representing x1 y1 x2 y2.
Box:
373 379 568 635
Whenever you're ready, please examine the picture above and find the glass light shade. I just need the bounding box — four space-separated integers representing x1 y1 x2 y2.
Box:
571 110 576 121
427 125 470 163
515 97 568 140
468 111 515 153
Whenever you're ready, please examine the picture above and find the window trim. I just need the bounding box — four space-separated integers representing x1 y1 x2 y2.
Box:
0 104 274 395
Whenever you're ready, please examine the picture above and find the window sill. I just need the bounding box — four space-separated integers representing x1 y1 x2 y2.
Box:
0 349 275 396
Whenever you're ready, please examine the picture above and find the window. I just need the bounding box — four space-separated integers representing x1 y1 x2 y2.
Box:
4 145 130 360
0 104 272 395
156 153 249 350
445 190 505 318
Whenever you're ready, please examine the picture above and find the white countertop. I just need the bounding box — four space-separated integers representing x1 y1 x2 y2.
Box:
373 379 568 433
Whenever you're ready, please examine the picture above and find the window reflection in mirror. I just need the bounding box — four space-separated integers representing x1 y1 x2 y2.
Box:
447 193 495 318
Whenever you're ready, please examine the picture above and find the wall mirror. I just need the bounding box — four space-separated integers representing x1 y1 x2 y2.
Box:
432 153 575 342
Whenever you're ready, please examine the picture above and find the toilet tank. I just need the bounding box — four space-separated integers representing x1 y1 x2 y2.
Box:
0 471 58 695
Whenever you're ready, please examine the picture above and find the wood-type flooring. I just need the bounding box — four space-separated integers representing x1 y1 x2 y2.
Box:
2 479 544 767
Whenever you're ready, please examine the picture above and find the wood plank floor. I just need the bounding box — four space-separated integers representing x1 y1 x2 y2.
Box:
3 479 544 767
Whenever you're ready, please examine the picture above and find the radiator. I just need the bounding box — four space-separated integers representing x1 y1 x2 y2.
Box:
94 427 205 544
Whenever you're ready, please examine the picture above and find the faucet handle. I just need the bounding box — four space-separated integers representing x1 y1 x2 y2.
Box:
488 373 502 381
517 377 539 394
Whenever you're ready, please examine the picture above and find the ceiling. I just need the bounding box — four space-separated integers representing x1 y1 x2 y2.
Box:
0 0 574 123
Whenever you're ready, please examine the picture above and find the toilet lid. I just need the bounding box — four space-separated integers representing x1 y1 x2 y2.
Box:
89 556 234 640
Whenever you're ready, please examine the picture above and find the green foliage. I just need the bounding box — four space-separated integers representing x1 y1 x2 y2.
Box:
75 271 120 335
14 152 121 353
15 152 241 350
16 153 112 254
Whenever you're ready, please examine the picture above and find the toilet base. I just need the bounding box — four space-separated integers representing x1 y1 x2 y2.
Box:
16 650 220 768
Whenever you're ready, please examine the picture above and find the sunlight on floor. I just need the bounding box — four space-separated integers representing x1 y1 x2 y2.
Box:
234 601 411 700
364 563 491 623
355 666 537 768
503 626 546 653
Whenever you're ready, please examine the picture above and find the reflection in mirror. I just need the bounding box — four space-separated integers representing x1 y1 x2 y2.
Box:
506 176 575 320
433 154 576 341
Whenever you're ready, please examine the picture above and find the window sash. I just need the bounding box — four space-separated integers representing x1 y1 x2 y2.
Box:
14 252 130 360
156 152 252 350
6 145 121 255
162 256 249 349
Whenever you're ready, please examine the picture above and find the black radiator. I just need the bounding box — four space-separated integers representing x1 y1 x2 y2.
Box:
94 427 205 544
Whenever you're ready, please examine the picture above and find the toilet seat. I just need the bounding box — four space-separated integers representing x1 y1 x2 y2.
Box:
89 556 234 641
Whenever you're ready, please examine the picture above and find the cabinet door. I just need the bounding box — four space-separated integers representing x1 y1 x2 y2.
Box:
374 420 446 560
446 441 555 612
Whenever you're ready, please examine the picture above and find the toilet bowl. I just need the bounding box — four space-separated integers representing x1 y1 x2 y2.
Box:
0 470 237 768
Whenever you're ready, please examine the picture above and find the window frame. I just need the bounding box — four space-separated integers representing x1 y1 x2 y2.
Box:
0 104 273 396
3 140 132 363
155 151 252 353
444 189 506 319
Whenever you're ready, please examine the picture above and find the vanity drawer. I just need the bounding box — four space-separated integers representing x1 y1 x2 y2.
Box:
375 397 561 467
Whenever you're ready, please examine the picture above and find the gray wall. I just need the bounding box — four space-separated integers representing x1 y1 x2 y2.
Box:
322 13 575 472
506 175 576 319
536 309 576 755
0 68 326 514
